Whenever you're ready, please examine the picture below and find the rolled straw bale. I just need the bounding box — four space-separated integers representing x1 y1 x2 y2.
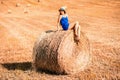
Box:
16 3 21 7
33 30 91 74
26 4 31 7
24 9 28 13
8 10 12 14
1 1 3 4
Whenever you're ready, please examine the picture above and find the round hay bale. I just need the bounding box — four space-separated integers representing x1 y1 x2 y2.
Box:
33 30 91 74
1 1 3 4
24 9 28 13
16 3 21 7
8 10 12 14
26 4 31 7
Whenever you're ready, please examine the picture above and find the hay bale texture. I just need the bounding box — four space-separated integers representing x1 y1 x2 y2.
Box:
33 30 91 74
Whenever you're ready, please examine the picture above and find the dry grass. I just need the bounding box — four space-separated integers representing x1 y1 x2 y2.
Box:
76 43 120 80
0 0 119 80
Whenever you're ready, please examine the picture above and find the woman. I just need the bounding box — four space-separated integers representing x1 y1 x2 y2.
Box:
57 6 81 41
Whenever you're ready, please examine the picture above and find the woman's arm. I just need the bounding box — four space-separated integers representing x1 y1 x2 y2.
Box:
57 15 62 31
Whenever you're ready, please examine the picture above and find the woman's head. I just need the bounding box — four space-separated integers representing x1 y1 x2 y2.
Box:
59 6 67 15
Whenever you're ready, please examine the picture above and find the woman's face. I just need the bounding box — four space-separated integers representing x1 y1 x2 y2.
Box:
59 10 65 15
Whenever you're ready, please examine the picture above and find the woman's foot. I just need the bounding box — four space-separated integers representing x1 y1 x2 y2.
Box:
74 34 80 42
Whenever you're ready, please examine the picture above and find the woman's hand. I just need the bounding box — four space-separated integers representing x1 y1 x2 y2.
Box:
56 15 62 31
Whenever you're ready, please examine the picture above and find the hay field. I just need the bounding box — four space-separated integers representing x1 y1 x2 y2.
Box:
0 0 120 79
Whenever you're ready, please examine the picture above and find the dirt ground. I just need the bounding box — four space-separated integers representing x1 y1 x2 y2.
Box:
0 0 120 80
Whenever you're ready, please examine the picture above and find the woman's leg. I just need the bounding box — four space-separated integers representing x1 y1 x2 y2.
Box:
69 21 81 40
77 25 81 40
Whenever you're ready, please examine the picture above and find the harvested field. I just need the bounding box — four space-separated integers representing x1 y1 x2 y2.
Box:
0 0 120 80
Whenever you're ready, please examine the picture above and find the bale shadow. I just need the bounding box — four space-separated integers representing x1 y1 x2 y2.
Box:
37 68 67 75
2 62 32 71
1 62 66 75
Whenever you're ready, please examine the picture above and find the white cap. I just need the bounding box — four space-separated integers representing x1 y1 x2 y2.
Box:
59 6 67 11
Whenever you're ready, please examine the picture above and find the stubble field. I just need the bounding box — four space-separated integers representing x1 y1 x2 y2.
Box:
0 0 120 80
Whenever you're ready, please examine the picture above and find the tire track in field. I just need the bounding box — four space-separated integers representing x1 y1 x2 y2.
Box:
0 17 38 62
0 19 30 48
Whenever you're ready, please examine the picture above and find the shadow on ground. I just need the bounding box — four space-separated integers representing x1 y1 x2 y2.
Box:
1 62 32 71
1 62 64 75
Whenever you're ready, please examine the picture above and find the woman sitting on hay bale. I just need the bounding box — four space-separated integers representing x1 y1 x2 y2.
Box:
57 6 81 41
32 6 90 75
